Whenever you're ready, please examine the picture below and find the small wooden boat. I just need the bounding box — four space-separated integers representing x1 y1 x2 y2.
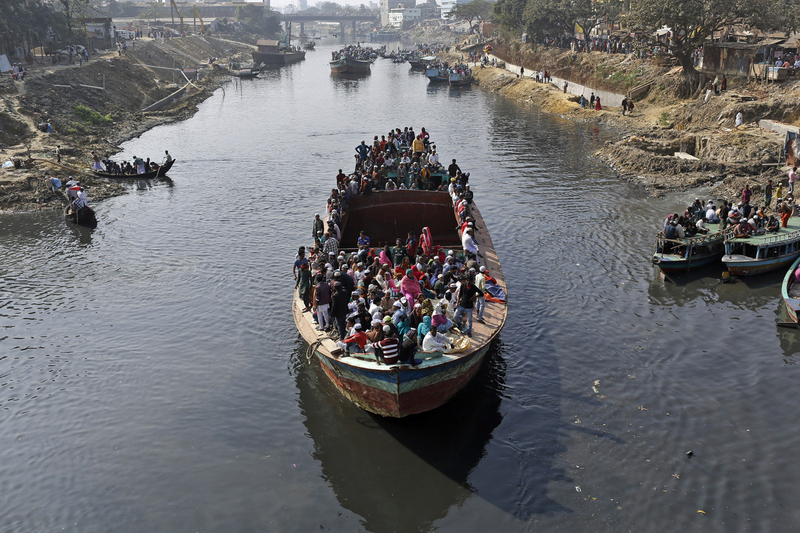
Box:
302 41 316 50
652 223 726 273
723 216 800 276
781 255 800 323
64 204 97 229
93 158 175 179
294 189 507 418
330 57 372 74
231 69 260 78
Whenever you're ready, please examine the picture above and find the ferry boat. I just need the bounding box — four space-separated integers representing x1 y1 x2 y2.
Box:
293 189 507 418
330 57 372 74
781 254 800 324
723 217 800 276
652 223 726 273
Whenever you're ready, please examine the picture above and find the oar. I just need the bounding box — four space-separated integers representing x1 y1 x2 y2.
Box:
777 322 799 329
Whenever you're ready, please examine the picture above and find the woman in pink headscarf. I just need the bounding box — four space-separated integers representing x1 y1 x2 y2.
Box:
400 269 422 304
379 246 393 268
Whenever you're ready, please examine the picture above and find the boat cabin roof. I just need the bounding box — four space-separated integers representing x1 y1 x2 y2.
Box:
727 217 800 246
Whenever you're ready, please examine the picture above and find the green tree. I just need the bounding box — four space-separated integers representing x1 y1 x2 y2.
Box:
235 4 281 36
521 0 571 41
448 0 494 28
56 0 90 42
493 0 526 31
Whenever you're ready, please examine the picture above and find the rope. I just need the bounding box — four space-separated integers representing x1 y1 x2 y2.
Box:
306 340 323 363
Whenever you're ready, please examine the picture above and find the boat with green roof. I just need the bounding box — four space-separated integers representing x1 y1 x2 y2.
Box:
723 216 800 276
652 223 726 273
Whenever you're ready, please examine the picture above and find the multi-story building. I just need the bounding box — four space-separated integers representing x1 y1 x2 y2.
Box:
388 6 421 28
380 0 405 26
440 0 470 20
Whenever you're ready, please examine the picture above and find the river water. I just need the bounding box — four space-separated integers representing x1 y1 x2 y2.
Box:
2 42 800 532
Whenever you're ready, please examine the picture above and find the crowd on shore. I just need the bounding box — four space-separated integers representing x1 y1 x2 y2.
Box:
293 128 505 366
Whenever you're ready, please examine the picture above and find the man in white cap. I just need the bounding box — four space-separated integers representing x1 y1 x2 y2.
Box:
475 266 487 321
462 227 480 261
337 322 368 354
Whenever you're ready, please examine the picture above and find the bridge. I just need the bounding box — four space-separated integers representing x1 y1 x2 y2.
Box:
279 13 380 39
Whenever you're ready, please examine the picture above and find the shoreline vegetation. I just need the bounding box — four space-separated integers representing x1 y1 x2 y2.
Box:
2 32 797 213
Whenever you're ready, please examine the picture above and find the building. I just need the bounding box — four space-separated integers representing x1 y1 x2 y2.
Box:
417 0 441 20
283 4 296 14
298 0 308 9
380 0 404 27
388 6 421 28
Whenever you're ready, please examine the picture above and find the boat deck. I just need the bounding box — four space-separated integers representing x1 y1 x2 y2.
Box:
726 217 800 244
294 196 507 374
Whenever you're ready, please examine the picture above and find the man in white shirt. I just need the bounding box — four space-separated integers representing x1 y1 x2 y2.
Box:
475 266 487 321
422 328 452 353
462 227 480 259
429 150 439 167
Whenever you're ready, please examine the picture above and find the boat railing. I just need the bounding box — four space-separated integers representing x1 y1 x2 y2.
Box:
724 227 800 245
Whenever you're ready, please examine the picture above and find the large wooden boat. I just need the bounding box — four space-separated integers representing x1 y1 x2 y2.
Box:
64 204 97 228
330 57 372 74
652 223 726 273
293 190 507 417
92 158 175 179
252 39 305 65
723 217 800 276
781 255 800 323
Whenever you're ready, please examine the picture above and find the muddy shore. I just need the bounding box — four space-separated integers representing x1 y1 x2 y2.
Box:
0 35 255 212
452 42 797 205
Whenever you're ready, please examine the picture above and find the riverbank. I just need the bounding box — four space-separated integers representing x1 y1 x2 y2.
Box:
0 35 255 212
453 42 798 203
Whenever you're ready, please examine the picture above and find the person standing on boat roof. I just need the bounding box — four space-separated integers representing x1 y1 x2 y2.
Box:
448 159 461 179
355 141 370 163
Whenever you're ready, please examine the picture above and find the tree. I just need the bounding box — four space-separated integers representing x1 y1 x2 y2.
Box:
624 0 791 76
235 4 281 36
521 0 571 42
56 0 90 42
448 0 494 28
494 0 526 31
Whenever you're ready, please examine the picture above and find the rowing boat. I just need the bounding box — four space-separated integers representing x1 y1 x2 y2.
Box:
92 158 175 179
293 189 507 417
782 255 800 323
64 204 97 228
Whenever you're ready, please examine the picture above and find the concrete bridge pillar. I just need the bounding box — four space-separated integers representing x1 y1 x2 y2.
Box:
352 20 357 38
299 21 304 38
339 22 345 42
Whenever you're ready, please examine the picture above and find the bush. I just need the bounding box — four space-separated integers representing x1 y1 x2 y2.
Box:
74 104 112 125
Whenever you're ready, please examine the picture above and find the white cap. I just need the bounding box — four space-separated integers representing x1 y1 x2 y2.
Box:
479 266 486 272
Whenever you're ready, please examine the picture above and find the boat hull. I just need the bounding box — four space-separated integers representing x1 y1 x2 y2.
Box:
252 50 305 65
723 252 800 276
782 255 800 323
313 340 490 418
652 251 723 273
330 58 371 74
64 205 97 228
426 68 448 82
93 158 175 179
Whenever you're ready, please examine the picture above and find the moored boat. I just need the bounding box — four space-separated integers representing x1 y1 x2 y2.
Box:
653 223 726 273
64 204 97 229
93 158 175 179
426 67 449 83
252 39 305 66
723 216 800 276
449 66 472 86
293 188 507 417
302 40 316 50
781 255 800 323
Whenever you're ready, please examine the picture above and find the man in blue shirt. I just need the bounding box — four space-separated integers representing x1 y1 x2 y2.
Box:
355 141 369 163
357 230 370 262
